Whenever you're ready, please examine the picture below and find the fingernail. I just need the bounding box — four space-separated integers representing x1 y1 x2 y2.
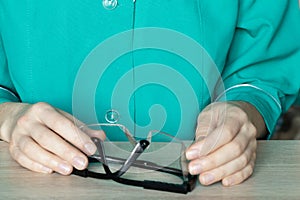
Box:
58 163 72 175
202 174 215 185
84 142 97 155
73 156 86 170
186 149 200 159
223 178 232 186
189 164 202 175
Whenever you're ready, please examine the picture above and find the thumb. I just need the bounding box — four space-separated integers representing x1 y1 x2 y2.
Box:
186 108 218 160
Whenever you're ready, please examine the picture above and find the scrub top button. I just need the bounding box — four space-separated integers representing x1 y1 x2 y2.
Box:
105 110 120 123
102 0 118 10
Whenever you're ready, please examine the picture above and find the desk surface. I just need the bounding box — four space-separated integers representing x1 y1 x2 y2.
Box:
1 140 300 200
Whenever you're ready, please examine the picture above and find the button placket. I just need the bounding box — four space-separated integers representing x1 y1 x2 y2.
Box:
100 0 137 132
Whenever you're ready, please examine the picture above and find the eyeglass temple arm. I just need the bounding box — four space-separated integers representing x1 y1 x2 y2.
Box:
91 137 150 177
113 139 150 177
72 167 197 194
114 176 197 194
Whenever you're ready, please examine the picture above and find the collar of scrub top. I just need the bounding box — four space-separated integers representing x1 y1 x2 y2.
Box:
72 130 197 194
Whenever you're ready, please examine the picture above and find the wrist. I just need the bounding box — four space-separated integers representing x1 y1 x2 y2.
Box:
228 101 267 139
0 102 30 142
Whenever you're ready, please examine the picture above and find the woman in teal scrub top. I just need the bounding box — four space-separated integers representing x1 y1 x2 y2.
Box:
0 0 299 187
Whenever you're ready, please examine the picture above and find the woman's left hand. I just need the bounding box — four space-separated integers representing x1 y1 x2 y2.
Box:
185 101 266 186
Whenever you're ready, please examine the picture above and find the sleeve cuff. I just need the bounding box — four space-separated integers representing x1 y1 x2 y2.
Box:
0 86 20 104
214 84 282 139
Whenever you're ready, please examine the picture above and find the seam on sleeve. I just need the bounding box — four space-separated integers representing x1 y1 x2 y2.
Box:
0 85 20 101
214 83 282 110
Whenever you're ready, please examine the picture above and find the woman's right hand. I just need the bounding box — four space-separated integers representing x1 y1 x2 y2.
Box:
0 102 105 175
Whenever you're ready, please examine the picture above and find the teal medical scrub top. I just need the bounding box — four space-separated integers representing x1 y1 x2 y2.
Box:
0 0 299 140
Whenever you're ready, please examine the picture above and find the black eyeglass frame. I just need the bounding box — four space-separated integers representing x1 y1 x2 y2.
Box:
72 124 197 194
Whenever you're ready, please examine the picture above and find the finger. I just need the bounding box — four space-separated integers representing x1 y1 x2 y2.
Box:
187 103 252 160
222 153 256 186
17 135 75 175
188 124 255 174
201 104 250 154
58 109 106 140
9 142 53 174
28 123 89 170
30 103 98 155
57 109 86 127
79 125 106 140
195 108 217 141
197 140 256 185
195 102 237 140
186 115 243 160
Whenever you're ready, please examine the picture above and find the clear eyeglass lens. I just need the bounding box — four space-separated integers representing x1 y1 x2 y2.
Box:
82 124 193 183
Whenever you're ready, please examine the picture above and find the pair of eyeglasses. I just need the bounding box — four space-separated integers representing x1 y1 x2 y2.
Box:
72 123 197 194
